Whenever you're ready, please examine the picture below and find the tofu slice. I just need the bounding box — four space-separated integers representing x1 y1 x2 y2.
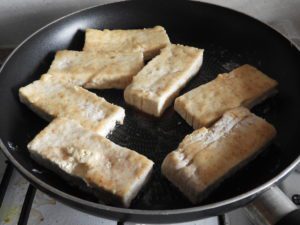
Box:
83 26 171 60
162 107 276 203
175 64 278 129
124 44 204 117
19 74 125 136
48 50 144 89
28 118 154 207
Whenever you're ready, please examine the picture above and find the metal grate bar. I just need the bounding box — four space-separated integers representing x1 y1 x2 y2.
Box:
17 184 36 225
218 214 229 225
0 161 13 207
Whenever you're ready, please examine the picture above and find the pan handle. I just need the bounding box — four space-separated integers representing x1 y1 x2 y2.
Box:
244 186 300 225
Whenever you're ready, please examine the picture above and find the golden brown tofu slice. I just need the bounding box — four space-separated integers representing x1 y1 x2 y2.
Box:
48 50 144 89
162 107 276 203
175 64 278 129
124 44 204 117
83 26 171 60
28 118 154 207
19 74 125 136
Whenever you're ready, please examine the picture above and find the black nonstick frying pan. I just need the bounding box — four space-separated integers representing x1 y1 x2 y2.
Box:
1 0 300 224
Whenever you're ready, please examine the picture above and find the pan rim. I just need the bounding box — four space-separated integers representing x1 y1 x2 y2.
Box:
1 0 300 216
1 139 300 215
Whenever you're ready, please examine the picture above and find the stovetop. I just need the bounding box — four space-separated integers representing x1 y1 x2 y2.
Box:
0 48 299 225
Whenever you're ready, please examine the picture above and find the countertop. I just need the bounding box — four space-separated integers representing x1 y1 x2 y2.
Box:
1 0 300 48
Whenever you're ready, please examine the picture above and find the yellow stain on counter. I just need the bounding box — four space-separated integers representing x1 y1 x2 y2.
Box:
0 206 21 224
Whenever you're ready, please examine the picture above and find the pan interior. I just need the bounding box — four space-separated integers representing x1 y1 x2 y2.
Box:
0 1 300 210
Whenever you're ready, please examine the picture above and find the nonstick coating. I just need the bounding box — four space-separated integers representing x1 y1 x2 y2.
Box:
1 0 300 223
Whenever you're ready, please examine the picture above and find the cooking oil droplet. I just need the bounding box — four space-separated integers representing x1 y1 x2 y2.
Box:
7 141 18 151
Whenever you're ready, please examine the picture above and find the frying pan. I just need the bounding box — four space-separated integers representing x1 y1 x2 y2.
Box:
0 0 300 224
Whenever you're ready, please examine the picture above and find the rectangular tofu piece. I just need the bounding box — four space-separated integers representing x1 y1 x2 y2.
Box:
124 44 204 117
162 107 276 203
19 74 125 136
175 64 278 129
28 118 154 207
83 26 171 60
48 50 144 89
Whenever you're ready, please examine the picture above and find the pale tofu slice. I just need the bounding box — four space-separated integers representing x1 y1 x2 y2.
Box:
19 74 125 136
162 107 276 203
83 26 171 60
124 44 204 117
175 64 278 129
48 50 144 89
28 118 154 207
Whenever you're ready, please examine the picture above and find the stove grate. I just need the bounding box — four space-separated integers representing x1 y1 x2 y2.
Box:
18 184 36 225
0 161 13 207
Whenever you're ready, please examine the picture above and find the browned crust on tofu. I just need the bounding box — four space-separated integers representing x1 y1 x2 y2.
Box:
124 44 204 117
83 26 171 60
162 107 276 203
19 74 125 136
175 64 278 129
28 118 154 207
48 50 144 89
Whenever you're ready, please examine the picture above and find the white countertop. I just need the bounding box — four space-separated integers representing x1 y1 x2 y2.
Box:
0 0 300 48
